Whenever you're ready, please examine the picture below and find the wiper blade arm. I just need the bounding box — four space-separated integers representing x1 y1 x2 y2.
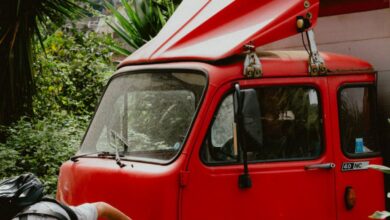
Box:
109 129 130 152
72 131 128 168
70 151 113 162
109 129 127 168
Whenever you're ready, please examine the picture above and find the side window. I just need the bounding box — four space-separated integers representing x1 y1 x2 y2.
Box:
339 85 379 156
201 86 323 164
203 95 237 163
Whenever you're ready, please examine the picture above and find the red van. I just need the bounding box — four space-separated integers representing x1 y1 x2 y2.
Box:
57 0 387 219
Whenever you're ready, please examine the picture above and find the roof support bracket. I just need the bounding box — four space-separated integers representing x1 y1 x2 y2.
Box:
306 30 327 76
243 44 262 78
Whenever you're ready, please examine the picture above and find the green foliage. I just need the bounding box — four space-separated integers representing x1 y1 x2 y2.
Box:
33 28 115 117
368 164 390 174
0 0 88 128
0 28 115 195
0 114 89 195
104 0 177 55
368 164 390 219
369 211 390 219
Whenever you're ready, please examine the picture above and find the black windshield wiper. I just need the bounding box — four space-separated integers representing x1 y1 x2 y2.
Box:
109 129 127 168
70 151 114 162
71 151 126 168
109 129 130 153
71 130 128 167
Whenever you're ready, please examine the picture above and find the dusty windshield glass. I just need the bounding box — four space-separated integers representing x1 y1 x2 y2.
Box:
80 72 206 162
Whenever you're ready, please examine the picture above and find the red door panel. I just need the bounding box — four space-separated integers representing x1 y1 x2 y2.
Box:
327 74 385 220
181 77 337 220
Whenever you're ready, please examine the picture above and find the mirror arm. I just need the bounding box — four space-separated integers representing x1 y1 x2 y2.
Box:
238 137 252 188
234 84 252 189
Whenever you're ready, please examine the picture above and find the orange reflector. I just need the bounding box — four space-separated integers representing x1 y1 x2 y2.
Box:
345 186 356 210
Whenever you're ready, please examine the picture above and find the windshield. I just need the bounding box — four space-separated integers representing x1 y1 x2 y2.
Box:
80 71 207 162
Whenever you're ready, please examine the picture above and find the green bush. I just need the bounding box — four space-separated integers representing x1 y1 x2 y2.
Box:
0 28 116 195
0 114 89 195
33 28 115 117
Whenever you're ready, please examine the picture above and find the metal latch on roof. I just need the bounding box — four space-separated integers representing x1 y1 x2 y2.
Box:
243 44 262 78
296 15 327 76
306 30 327 76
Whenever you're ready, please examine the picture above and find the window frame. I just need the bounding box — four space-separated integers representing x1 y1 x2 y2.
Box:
337 83 381 159
200 84 325 166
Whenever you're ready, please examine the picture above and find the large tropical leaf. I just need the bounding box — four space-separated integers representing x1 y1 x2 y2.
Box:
0 0 88 137
367 164 390 219
104 0 177 55
368 164 390 174
370 211 390 219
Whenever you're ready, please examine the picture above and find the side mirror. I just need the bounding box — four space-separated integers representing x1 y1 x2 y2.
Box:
233 84 263 189
233 84 263 152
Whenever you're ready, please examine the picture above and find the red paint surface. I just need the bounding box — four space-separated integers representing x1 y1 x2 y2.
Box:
319 0 389 17
328 75 385 220
57 53 385 220
119 0 320 66
182 76 337 219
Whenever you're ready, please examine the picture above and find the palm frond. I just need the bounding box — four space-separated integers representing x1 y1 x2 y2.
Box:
0 0 90 128
369 211 390 219
367 164 390 174
109 43 131 56
105 1 134 33
106 22 137 49
104 0 178 53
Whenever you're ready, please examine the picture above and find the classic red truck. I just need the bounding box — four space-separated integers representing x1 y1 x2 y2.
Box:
57 0 389 219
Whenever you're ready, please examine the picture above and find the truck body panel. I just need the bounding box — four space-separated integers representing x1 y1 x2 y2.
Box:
57 1 388 219
58 54 385 219
182 76 337 220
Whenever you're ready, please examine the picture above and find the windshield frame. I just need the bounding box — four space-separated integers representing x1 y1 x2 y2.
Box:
77 67 209 165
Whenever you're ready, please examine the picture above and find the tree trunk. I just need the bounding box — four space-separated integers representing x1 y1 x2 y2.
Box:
0 5 34 141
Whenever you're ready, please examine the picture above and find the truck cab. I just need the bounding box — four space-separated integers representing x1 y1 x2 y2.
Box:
57 0 386 219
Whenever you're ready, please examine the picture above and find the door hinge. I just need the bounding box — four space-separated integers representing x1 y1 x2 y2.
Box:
180 171 190 187
243 44 262 78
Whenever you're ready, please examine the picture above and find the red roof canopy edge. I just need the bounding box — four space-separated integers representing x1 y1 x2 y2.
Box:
119 0 320 67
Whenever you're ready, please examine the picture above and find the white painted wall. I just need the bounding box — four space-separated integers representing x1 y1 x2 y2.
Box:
261 9 390 70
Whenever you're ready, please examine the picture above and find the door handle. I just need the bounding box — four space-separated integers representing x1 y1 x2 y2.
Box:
305 163 335 170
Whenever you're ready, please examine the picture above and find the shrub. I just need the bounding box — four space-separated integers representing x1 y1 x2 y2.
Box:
33 28 115 117
0 113 89 195
0 28 116 195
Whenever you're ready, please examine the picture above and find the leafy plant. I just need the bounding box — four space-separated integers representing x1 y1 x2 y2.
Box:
0 114 89 195
368 164 390 219
0 0 88 133
33 27 115 117
0 27 115 195
370 211 390 219
368 165 390 174
104 0 176 55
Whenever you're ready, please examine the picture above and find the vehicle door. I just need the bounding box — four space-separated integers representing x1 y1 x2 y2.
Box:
181 77 337 220
328 75 385 220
